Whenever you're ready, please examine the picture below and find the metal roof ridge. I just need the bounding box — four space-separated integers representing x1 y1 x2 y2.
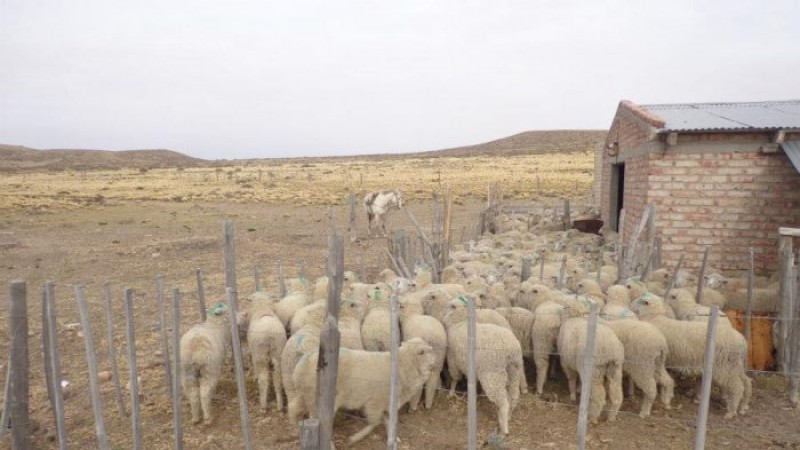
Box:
641 99 800 109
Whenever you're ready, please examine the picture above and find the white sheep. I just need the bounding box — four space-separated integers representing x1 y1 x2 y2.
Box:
398 296 448 410
280 304 325 406
180 302 234 425
361 289 393 351
601 285 639 321
557 298 625 424
604 319 674 417
340 297 367 350
442 301 523 435
666 289 731 326
288 338 436 444
631 296 752 418
246 296 287 412
525 284 566 394
274 277 312 328
495 306 535 394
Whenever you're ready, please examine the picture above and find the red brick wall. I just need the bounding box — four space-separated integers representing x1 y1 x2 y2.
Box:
599 102 800 273
648 145 800 272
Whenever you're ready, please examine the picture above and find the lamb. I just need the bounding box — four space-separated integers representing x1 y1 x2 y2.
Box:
604 319 674 417
274 277 312 328
361 289 393 351
288 338 436 444
524 284 567 394
398 296 448 410
631 296 752 418
280 305 325 406
666 289 731 326
246 295 287 412
495 306 535 394
340 297 367 350
180 302 234 425
442 302 523 435
557 298 625 424
575 278 606 307
601 285 639 321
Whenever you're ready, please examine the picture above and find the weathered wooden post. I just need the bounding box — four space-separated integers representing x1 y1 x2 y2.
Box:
123 288 142 450
102 282 127 417
223 220 253 450
576 303 599 450
254 265 262 292
171 287 184 450
745 248 754 368
8 280 30 450
44 283 67 449
75 284 110 449
624 204 652 280
696 246 711 305
387 293 400 450
694 306 720 450
563 198 571 231
195 269 207 322
314 231 345 450
663 254 686 300
467 295 477 450
349 192 358 243
558 255 568 290
156 276 173 398
778 232 795 373
521 256 532 283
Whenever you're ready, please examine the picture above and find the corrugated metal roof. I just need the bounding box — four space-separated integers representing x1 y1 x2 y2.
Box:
783 141 800 175
641 100 800 132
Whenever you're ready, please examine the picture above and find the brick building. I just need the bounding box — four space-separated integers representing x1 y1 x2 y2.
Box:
595 100 800 273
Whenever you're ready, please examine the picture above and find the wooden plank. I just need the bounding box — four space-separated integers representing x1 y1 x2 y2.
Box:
45 282 68 450
694 307 720 450
156 276 173 399
779 227 800 237
123 288 142 450
75 284 110 450
195 269 207 322
576 303 599 450
387 293 400 450
225 287 253 450
171 288 184 450
467 295 477 450
696 247 711 305
316 231 344 450
663 254 685 301
102 282 127 417
8 280 30 450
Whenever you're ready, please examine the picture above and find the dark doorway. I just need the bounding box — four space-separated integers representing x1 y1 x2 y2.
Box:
609 163 625 231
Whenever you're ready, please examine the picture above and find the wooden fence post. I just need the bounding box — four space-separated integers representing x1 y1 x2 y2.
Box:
254 265 262 292
696 246 711 304
171 288 184 450
278 260 287 299
44 282 67 450
521 256 532 283
563 198 571 231
0 363 9 437
778 235 794 373
315 231 345 450
42 286 53 414
576 303 599 450
225 287 253 450
694 307 720 450
349 193 358 243
195 269 207 322
558 255 568 290
663 254 685 300
624 204 652 280
467 295 477 450
123 288 142 450
387 293 400 450
8 280 30 450
75 284 110 449
156 276 173 398
299 419 320 450
641 207 657 280
103 282 127 417
745 248 754 369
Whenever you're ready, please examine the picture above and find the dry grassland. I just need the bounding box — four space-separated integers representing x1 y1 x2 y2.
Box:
0 152 594 209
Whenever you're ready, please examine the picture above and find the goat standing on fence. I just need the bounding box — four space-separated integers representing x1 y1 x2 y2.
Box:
364 189 403 237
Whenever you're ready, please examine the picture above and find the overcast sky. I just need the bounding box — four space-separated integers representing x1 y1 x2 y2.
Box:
2 1 798 159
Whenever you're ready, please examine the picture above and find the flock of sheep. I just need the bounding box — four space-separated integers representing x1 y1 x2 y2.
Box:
176 209 781 444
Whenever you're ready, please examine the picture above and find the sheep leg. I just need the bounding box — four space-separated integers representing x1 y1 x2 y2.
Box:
424 374 439 410
739 373 752 414
408 384 423 412
533 352 550 395
199 377 219 426
447 358 463 397
481 372 511 435
589 371 606 425
253 355 270 411
606 363 623 422
348 408 382 444
272 358 284 412
563 365 578 402
183 371 202 424
507 361 522 410
717 372 744 419
626 376 635 398
655 364 675 409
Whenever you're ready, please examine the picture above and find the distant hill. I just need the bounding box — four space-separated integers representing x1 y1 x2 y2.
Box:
0 144 207 172
0 129 606 171
410 130 605 158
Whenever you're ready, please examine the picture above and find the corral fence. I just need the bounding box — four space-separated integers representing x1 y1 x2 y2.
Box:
2 193 799 450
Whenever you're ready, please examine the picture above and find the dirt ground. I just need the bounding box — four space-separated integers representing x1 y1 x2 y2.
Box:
1 197 799 450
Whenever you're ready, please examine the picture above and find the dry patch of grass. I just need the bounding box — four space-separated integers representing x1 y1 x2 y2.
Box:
0 152 594 209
